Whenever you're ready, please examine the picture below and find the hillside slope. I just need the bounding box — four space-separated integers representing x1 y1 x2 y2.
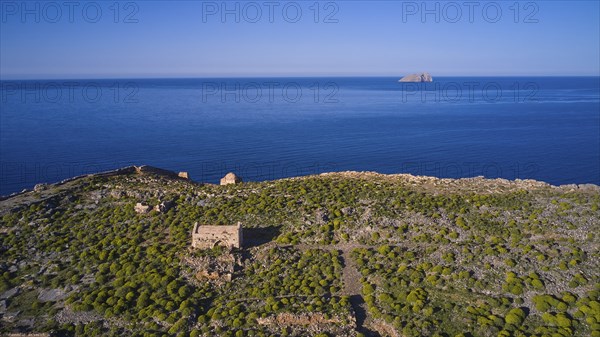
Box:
1 167 599 337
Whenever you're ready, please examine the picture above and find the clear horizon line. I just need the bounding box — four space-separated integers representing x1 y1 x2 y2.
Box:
2 74 600 81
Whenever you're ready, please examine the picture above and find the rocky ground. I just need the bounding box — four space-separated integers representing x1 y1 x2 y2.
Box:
0 166 598 337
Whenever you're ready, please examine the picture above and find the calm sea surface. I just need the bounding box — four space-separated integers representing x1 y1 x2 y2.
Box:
1 77 599 195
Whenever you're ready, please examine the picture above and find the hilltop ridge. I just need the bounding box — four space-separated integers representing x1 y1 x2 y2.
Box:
2 165 598 203
0 165 598 336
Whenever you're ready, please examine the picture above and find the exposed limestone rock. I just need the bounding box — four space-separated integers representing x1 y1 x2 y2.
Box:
256 312 342 326
1 287 20 300
195 270 221 281
33 184 48 192
134 203 150 214
371 319 401 337
184 252 238 284
315 209 329 224
110 190 124 199
2 310 20 322
220 172 242 185
38 288 67 302
56 306 103 324
154 200 174 213
399 72 433 82
178 172 190 179
341 207 354 215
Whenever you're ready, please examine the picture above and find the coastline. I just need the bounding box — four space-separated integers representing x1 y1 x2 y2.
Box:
2 165 598 202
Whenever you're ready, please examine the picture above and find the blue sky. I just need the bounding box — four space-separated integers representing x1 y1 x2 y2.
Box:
1 0 599 78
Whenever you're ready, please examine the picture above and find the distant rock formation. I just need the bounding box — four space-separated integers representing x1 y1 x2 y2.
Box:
220 172 242 186
399 72 433 82
178 172 190 179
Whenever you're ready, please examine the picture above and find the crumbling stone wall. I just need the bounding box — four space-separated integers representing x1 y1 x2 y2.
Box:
192 223 243 249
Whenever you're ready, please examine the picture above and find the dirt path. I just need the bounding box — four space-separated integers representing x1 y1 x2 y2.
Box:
340 249 362 297
339 250 381 337
288 243 381 336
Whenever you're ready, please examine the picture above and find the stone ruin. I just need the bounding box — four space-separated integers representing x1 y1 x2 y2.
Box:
192 223 243 249
220 172 242 185
134 201 174 214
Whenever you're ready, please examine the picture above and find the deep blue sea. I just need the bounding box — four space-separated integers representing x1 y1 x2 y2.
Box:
1 77 599 195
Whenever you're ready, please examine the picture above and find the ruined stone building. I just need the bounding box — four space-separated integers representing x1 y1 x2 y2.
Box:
192 223 243 249
220 172 242 185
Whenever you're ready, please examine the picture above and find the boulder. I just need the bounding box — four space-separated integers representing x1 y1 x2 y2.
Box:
315 209 329 223
178 171 190 179
1 287 20 300
33 183 48 192
3 310 20 322
38 288 67 302
154 200 174 213
399 72 433 82
134 203 150 214
220 172 242 185
110 190 124 199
